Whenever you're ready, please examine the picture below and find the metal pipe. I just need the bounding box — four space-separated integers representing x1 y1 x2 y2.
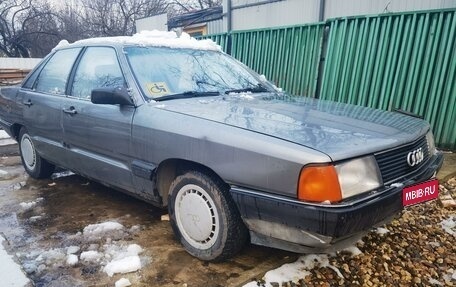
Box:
231 0 285 11
227 0 232 32
319 0 326 22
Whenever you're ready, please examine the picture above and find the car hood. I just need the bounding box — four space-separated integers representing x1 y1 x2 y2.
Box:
153 94 429 161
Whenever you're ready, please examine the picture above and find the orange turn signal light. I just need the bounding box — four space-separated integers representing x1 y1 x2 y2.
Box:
298 165 342 202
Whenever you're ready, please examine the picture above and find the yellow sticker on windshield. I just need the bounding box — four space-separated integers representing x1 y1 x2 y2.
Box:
146 82 170 96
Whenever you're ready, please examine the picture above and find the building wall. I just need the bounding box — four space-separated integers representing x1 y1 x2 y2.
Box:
135 1 455 34
0 58 42 69
136 13 168 32
324 0 456 19
222 0 456 31
226 0 321 31
207 19 225 34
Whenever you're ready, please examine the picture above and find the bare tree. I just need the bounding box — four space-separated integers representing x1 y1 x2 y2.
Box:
0 0 35 57
80 0 168 37
0 0 195 58
0 0 61 57
20 1 62 57
57 2 88 43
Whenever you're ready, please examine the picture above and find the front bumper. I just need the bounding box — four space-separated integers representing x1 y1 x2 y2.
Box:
230 151 444 253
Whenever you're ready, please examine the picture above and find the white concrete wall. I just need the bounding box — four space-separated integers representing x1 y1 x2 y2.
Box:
136 13 168 32
0 58 42 69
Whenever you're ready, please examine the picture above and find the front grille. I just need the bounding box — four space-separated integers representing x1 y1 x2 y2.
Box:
375 136 429 184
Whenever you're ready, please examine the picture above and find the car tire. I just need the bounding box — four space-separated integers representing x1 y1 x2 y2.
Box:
168 171 248 261
19 127 55 179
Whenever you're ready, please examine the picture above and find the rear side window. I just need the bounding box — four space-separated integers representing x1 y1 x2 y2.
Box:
71 47 125 100
34 48 81 95
22 60 46 89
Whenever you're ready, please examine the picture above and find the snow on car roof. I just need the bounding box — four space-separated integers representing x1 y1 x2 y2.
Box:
53 30 221 52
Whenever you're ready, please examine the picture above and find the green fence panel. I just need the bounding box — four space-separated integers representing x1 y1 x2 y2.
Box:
198 33 230 52
200 25 325 97
229 24 325 97
320 9 456 149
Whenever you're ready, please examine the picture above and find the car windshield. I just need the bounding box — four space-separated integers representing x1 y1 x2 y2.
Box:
124 46 271 100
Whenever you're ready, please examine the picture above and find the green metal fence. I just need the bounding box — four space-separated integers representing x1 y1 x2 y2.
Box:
199 33 230 51
199 8 456 149
320 9 456 149
201 24 325 97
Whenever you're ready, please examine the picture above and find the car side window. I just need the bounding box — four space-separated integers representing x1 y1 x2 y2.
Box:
34 48 81 95
23 60 47 89
71 47 126 100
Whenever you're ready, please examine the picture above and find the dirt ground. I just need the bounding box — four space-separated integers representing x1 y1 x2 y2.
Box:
0 142 454 287
0 152 296 287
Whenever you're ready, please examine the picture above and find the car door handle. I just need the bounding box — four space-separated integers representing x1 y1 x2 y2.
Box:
23 99 33 107
63 106 77 115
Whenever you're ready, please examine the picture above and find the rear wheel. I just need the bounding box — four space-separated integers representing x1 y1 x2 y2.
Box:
19 127 55 179
168 171 248 261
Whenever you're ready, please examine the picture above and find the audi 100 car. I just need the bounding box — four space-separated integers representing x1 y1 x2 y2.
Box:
0 31 443 261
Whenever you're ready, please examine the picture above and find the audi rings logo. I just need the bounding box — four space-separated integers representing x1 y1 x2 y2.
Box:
407 147 424 167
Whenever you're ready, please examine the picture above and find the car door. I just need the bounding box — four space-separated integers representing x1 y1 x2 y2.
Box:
21 48 82 166
62 46 135 192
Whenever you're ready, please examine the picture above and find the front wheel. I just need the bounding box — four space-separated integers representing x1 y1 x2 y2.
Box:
19 127 55 179
168 171 248 261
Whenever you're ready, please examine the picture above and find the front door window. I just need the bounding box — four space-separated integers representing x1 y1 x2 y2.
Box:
71 47 125 100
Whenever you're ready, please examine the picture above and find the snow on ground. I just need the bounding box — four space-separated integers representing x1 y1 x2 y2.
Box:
80 250 103 262
0 169 8 177
0 130 17 146
443 268 456 285
115 278 132 287
440 216 455 236
243 254 344 287
342 245 362 256
28 215 43 222
0 235 30 287
83 221 124 236
17 220 146 279
19 197 44 211
243 243 364 287
104 255 141 277
0 130 10 139
428 277 443 286
375 227 390 235
103 244 143 276
66 246 80 255
66 254 78 266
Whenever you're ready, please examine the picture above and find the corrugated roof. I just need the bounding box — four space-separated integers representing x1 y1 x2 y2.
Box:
168 6 223 29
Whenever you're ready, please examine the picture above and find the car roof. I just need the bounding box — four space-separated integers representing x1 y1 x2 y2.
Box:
52 30 221 52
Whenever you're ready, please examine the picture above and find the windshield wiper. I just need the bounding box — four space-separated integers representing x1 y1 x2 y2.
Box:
224 84 269 94
154 91 220 102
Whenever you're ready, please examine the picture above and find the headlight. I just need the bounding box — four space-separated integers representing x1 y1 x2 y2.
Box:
335 156 382 199
426 130 437 156
298 156 382 203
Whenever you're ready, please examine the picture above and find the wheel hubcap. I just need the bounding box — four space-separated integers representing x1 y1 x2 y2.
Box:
21 134 36 170
175 184 219 249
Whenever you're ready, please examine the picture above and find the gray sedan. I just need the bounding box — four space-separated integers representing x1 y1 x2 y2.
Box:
0 32 443 261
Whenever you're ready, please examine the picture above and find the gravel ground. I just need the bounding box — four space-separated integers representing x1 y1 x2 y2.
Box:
251 177 456 287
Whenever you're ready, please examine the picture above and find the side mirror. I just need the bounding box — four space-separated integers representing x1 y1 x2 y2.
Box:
91 87 135 106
